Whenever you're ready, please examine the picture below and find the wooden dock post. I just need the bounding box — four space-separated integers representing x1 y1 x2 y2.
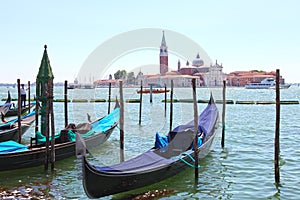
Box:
150 84 153 103
17 79 22 143
35 99 39 133
275 69 280 184
45 93 50 171
139 80 143 125
164 83 167 117
192 79 199 181
108 82 111 114
49 81 55 170
169 80 174 132
119 80 125 162
221 80 226 148
28 81 31 113
64 80 68 127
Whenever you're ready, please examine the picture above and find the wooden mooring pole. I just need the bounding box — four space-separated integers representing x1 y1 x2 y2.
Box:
274 69 280 184
45 93 50 170
139 80 143 125
28 81 31 113
192 79 199 181
35 99 39 134
169 80 174 132
17 79 22 143
64 80 68 127
164 83 167 117
150 84 153 103
108 82 111 114
50 82 55 170
221 80 226 148
119 81 125 162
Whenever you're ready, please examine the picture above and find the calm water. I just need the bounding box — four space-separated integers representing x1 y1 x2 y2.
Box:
0 85 300 199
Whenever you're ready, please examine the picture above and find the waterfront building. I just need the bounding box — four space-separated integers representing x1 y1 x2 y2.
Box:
204 60 226 87
149 31 225 87
93 31 226 87
92 31 289 88
226 70 286 86
145 74 201 87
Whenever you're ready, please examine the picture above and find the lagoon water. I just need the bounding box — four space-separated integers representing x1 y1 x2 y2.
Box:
0 85 300 199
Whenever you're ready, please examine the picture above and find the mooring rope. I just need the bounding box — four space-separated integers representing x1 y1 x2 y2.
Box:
219 122 227 130
179 152 200 169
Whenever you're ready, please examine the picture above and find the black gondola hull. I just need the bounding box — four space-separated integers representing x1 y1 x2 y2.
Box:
5 104 35 117
81 96 219 198
0 113 36 142
0 123 117 171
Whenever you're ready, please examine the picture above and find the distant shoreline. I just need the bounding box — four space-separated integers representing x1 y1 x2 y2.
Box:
1 82 299 87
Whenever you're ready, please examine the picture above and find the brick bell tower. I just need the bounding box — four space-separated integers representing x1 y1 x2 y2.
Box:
159 31 168 75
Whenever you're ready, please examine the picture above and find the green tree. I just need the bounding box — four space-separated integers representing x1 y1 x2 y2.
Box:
114 70 127 79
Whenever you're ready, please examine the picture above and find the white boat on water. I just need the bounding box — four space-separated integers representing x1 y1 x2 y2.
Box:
245 78 291 89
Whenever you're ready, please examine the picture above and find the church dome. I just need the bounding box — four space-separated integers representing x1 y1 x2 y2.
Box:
192 53 204 67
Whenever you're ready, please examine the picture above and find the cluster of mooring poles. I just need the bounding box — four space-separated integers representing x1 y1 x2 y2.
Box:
32 45 117 171
35 45 55 170
219 70 281 185
17 45 281 184
131 74 280 184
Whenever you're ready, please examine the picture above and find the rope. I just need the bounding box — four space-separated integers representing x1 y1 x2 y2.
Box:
179 152 200 169
219 122 227 130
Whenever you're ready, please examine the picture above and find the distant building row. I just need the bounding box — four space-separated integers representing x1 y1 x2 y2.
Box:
93 31 286 88
226 70 287 86
95 31 226 88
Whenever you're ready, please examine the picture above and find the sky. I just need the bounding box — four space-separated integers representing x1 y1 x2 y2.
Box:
1 0 300 83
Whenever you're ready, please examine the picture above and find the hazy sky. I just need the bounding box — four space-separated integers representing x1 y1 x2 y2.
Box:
1 0 299 83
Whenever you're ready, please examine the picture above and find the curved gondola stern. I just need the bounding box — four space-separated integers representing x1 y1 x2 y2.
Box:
114 97 120 109
81 154 111 198
0 91 12 117
76 132 86 158
6 91 12 104
209 92 215 105
76 132 105 198
82 155 92 198
76 132 93 198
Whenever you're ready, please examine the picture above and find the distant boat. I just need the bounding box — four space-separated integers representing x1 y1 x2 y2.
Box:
269 84 291 90
137 88 169 94
245 78 291 89
68 83 94 89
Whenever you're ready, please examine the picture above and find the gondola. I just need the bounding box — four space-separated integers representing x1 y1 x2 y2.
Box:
5 103 36 117
0 110 36 142
0 103 120 172
0 91 12 116
79 95 219 198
